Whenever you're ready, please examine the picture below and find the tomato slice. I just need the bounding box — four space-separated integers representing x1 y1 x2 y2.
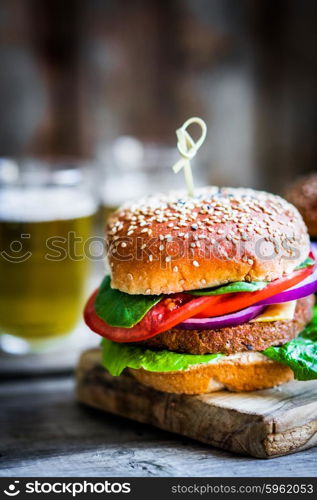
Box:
84 291 221 342
194 265 314 318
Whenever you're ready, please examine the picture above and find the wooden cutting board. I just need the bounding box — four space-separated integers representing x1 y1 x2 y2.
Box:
76 349 317 459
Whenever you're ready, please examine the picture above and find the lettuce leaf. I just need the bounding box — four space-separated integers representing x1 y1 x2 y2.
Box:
101 338 223 376
295 256 315 270
188 281 268 296
95 276 162 328
263 306 317 380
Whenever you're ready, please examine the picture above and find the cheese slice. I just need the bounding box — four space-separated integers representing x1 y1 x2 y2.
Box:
250 300 297 323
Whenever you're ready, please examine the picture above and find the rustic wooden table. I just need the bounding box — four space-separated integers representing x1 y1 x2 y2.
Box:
1 375 316 477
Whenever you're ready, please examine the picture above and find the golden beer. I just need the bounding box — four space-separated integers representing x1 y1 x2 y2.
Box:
102 203 118 223
0 187 96 341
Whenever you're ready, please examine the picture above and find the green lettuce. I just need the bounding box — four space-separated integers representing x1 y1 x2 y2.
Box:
295 257 315 270
263 306 317 380
95 276 161 328
188 281 268 296
101 338 223 376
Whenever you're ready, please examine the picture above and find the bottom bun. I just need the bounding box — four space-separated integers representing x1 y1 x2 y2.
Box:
129 352 293 394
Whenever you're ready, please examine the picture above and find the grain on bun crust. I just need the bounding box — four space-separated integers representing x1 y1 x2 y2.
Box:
107 187 309 295
129 352 293 394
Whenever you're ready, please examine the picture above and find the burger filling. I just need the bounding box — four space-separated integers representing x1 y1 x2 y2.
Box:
141 296 314 355
84 256 317 382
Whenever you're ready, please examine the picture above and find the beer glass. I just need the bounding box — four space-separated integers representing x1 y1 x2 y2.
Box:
0 159 97 354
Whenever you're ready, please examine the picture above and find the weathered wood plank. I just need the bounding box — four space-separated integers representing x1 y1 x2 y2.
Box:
76 349 317 459
1 372 317 476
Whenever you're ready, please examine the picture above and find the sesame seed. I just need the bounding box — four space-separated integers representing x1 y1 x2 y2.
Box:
193 260 199 267
159 245 164 251
127 273 133 280
149 255 153 262
121 242 127 248
173 266 178 272
165 256 171 262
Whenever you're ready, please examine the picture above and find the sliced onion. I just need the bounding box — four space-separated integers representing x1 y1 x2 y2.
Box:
176 304 265 330
258 264 317 306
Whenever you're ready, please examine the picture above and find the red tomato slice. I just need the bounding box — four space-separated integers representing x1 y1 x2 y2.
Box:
84 291 222 342
195 265 314 318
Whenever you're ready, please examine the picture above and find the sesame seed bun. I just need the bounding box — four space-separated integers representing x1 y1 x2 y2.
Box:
286 174 317 238
129 351 293 394
107 187 310 295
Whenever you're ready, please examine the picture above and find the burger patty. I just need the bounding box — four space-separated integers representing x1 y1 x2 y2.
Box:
141 295 315 355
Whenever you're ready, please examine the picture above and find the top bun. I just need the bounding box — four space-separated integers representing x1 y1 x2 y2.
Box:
106 187 310 295
286 174 317 238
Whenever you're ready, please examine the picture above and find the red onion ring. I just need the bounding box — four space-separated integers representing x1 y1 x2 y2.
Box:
258 265 317 306
176 304 265 330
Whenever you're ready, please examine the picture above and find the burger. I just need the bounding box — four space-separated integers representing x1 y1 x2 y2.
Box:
285 173 317 241
82 186 317 394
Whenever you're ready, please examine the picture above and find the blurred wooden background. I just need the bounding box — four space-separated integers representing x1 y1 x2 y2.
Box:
0 0 316 192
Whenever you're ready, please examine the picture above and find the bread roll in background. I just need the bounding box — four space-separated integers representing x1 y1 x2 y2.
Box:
286 174 317 239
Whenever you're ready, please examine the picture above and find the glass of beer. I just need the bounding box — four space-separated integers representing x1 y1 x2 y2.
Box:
0 159 97 354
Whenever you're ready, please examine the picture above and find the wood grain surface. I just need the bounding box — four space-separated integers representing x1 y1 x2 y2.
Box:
1 373 317 477
76 349 317 460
